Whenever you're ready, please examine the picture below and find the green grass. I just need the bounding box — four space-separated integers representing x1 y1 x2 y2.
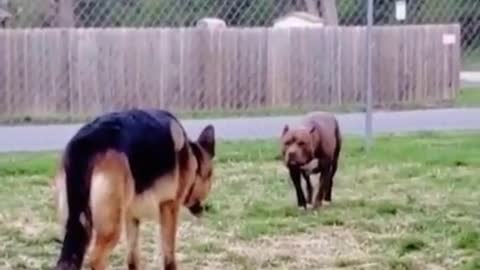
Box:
0 132 479 269
0 104 362 125
456 87 480 107
1 87 480 125
464 48 480 71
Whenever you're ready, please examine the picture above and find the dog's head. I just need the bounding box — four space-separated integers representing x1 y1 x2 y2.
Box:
280 124 317 168
185 125 216 217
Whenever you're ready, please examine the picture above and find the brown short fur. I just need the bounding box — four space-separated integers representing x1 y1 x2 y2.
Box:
280 111 342 209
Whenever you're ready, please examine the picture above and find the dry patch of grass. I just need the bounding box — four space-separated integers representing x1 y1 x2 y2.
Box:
0 132 479 269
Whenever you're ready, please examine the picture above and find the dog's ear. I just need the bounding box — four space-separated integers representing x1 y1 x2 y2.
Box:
170 120 185 152
198 125 215 157
309 125 320 144
282 125 289 137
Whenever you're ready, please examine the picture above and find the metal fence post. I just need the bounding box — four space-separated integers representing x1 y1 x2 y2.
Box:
365 0 374 151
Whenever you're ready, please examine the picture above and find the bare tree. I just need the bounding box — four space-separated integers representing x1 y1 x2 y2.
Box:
304 0 320 15
0 0 11 27
304 0 338 25
320 0 338 25
54 0 75 27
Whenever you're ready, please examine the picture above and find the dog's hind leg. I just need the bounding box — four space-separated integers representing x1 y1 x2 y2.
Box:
88 151 131 270
325 161 337 202
89 225 121 270
313 166 331 209
326 124 341 202
126 218 141 270
159 200 180 270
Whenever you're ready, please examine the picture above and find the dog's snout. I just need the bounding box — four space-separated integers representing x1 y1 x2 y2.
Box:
286 150 299 166
188 200 204 218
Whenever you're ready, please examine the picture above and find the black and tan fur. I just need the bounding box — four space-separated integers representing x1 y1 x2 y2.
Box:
52 109 216 270
280 111 342 209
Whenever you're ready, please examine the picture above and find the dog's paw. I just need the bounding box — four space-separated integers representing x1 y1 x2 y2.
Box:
297 204 310 211
312 201 322 210
306 203 314 210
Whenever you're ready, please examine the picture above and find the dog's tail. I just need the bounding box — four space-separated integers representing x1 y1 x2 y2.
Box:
55 138 97 270
333 119 342 163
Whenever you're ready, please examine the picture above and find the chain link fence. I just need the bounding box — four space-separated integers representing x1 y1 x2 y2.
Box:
0 0 474 123
1 1 479 53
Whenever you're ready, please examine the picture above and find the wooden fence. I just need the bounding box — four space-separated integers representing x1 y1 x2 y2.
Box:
0 24 461 119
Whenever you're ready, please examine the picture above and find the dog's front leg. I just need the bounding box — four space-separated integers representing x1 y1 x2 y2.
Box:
159 201 180 270
126 218 140 270
301 171 313 206
313 166 331 209
289 167 307 209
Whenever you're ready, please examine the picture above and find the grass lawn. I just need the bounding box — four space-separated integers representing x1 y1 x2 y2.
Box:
456 87 480 107
464 48 480 71
1 88 480 126
0 132 479 269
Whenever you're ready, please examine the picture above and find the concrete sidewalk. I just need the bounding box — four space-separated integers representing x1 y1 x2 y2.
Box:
461 71 480 86
0 108 479 153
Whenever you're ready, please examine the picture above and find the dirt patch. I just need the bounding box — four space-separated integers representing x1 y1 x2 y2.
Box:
177 226 370 270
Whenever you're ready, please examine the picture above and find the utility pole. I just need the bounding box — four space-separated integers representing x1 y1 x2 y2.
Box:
365 0 374 150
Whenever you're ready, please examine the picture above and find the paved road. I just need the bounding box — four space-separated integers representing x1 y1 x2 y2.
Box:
0 108 479 153
461 71 480 82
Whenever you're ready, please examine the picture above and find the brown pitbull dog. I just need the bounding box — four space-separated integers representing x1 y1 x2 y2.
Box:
280 112 342 209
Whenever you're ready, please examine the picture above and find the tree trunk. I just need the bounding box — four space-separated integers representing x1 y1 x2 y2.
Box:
304 0 319 15
321 0 338 25
0 0 11 27
56 0 75 27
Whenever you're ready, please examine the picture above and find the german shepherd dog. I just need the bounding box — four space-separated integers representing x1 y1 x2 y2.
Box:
52 109 216 270
280 111 342 210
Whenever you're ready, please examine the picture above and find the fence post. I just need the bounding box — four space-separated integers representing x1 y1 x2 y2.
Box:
365 0 374 151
